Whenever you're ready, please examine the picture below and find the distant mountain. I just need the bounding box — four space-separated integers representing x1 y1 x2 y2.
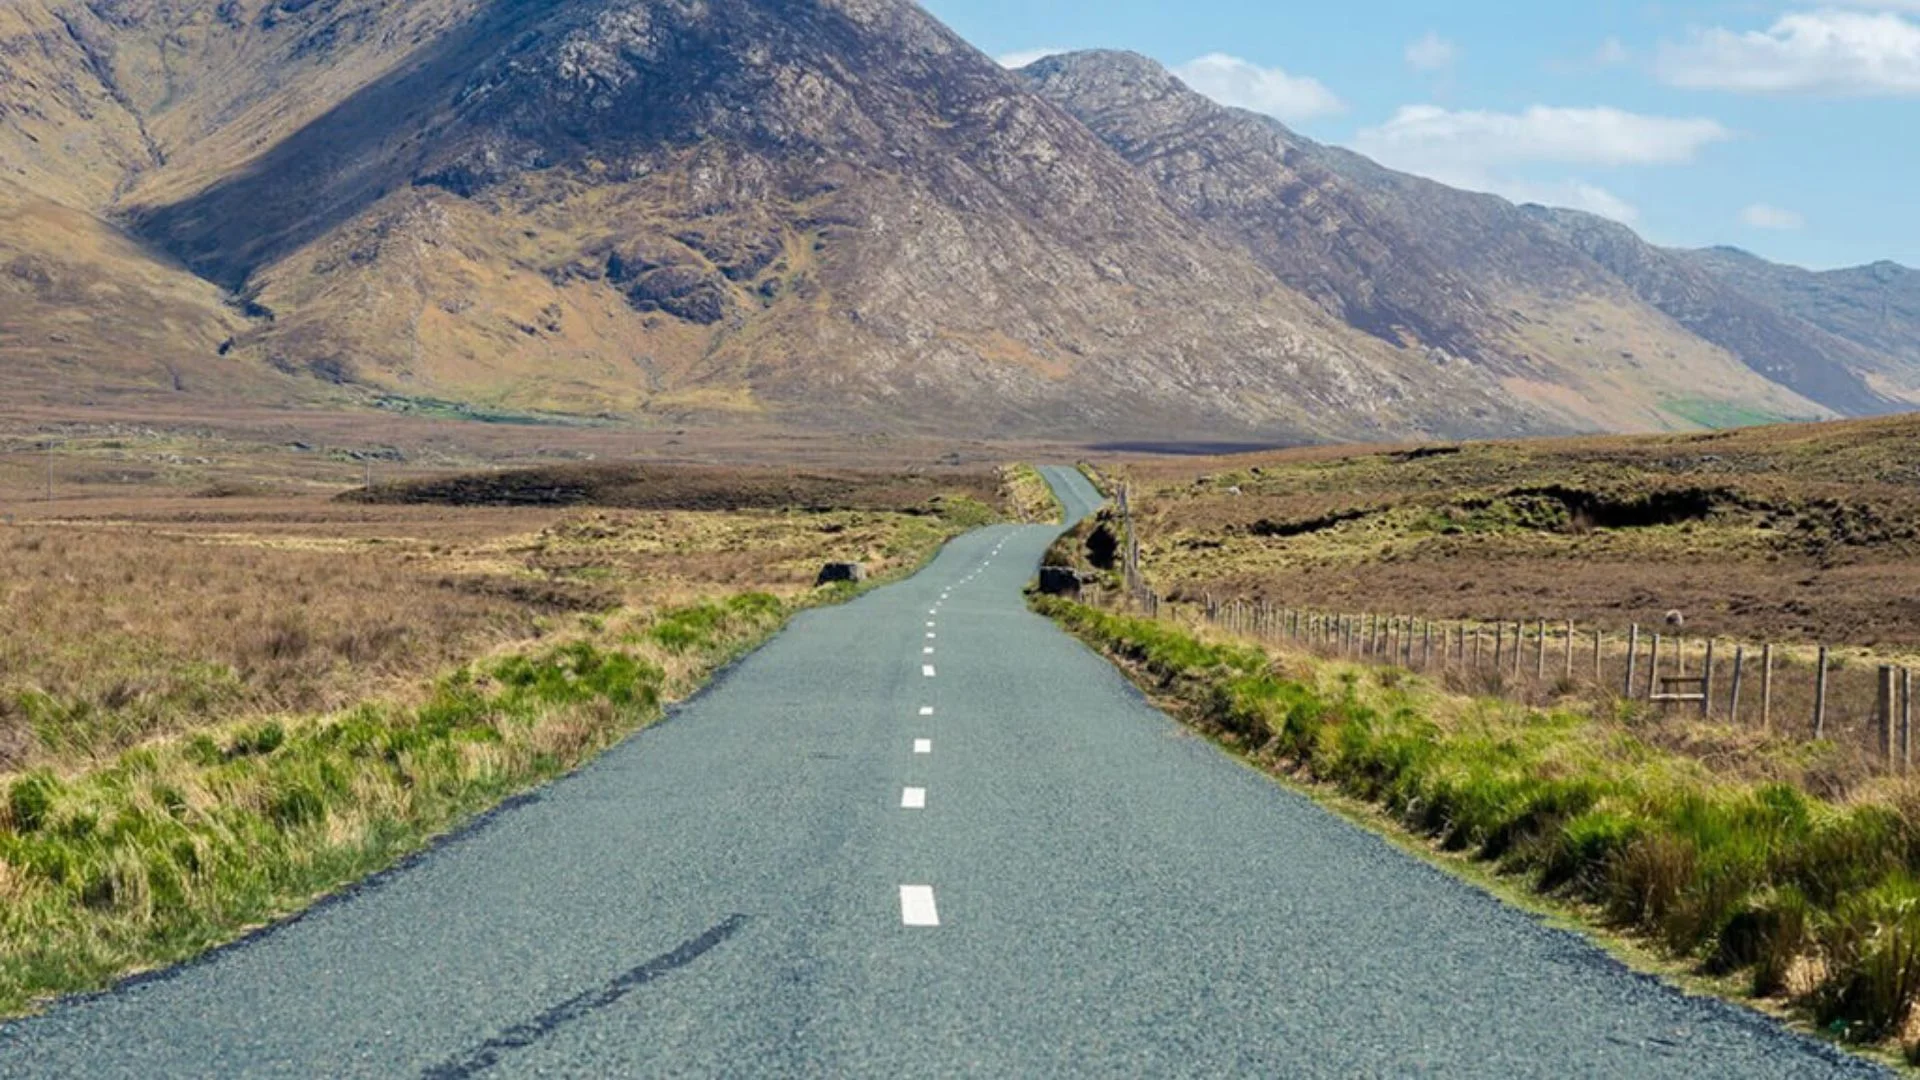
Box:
1524 208 1893 416
0 4 1910 441
1022 50 1903 427
1682 248 1920 402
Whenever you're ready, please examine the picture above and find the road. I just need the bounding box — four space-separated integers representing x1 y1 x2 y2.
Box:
0 467 1882 1078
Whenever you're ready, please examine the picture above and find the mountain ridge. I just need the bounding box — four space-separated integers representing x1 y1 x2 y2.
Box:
0 4 1911 441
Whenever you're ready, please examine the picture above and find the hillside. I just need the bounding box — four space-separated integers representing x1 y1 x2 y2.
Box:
0 2 1911 442
4 0 1541 442
1684 248 1920 402
1021 50 1900 428
1525 207 1893 416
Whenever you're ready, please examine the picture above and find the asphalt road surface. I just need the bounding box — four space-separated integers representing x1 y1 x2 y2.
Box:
0 467 1884 1078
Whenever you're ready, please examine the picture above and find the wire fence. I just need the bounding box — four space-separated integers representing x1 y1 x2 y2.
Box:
1091 484 1917 772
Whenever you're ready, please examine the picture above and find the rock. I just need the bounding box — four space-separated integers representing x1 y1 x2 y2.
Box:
816 562 867 586
1037 566 1083 598
620 266 731 325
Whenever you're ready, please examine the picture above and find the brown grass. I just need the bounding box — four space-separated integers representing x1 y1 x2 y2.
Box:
0 458 1004 774
1111 413 1920 652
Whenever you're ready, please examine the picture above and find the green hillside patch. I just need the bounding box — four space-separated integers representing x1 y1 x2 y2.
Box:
1662 398 1795 431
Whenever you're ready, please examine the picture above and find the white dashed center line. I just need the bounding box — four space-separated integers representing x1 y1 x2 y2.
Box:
923 665 936 677
901 787 926 809
914 738 931 754
919 706 934 716
923 646 935 655
900 885 939 927
926 632 936 639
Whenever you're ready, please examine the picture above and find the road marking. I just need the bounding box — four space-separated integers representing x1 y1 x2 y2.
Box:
923 665 936 677
923 646 935 655
900 886 939 927
927 632 936 639
919 706 934 716
914 739 931 754
901 787 926 809
927 621 935 628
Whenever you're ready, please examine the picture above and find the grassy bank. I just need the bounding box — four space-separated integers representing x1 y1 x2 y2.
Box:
1037 596 1920 1060
1001 464 1063 524
0 594 788 1015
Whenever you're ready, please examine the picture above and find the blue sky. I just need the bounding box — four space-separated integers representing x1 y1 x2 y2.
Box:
921 0 1920 270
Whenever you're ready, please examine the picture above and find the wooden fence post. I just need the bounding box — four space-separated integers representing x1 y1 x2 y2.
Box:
1701 640 1716 719
1729 646 1746 726
1758 638 1774 730
1493 623 1504 673
1535 619 1547 682
1625 625 1640 698
1513 622 1525 678
1646 634 1662 701
1814 647 1830 739
1593 628 1604 687
1564 620 1575 682
1879 665 1898 767
1903 668 1913 774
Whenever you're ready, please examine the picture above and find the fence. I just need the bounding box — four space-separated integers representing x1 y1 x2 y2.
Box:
1093 485 1916 771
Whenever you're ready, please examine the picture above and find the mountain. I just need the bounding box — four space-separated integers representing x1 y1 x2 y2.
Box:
1020 50 1897 428
1682 247 1920 403
1523 208 1894 417
0 4 1909 442
3 0 1548 441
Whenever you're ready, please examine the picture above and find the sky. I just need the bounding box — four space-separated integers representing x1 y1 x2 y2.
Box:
920 0 1920 270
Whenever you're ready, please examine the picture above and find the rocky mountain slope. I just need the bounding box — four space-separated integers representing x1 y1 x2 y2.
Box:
0 3 1909 441
1524 207 1891 416
5 0 1540 440
1021 50 1905 428
1683 247 1920 402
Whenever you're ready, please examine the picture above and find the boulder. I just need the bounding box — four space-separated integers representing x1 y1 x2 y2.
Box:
816 562 867 586
1037 566 1083 598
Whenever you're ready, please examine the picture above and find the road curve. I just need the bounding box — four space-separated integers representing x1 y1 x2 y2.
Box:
0 466 1882 1078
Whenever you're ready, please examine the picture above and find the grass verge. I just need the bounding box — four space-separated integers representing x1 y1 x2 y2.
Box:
1035 595 1920 1065
1001 464 1063 524
0 594 788 1016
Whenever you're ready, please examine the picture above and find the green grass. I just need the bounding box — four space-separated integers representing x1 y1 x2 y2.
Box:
0 596 789 1016
1036 596 1920 1057
1661 398 1794 431
1001 464 1063 524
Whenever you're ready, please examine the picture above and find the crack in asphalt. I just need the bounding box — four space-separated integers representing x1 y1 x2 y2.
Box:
420 914 751 1079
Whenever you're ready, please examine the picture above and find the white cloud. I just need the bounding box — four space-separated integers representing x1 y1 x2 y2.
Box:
1656 10 1920 95
1352 105 1732 169
1171 53 1346 122
1348 104 1734 225
1502 180 1642 223
1823 0 1920 11
1741 203 1806 230
1593 37 1631 67
997 47 1072 69
1405 32 1458 73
